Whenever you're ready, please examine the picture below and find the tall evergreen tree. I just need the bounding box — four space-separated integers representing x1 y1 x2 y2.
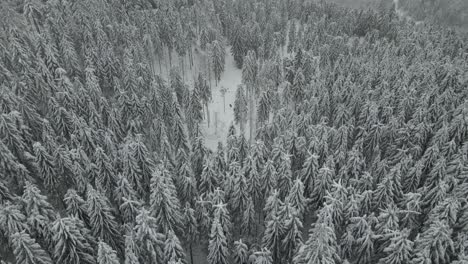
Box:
150 164 184 234
233 239 248 264
86 185 121 252
51 217 96 264
11 231 53 264
208 210 229 264
282 209 303 263
164 230 186 263
97 241 120 264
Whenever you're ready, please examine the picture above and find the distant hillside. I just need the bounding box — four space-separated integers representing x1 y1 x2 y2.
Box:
396 0 468 30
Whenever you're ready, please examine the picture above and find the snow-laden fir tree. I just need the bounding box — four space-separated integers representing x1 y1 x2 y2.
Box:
133 208 165 264
150 164 184 234
208 207 230 264
51 217 96 264
86 185 122 253
164 230 186 264
282 208 303 263
97 241 120 264
233 239 248 264
234 85 248 133
64 189 89 223
11 231 53 264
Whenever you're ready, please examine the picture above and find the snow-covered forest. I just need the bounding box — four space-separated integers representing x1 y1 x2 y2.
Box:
1 0 468 264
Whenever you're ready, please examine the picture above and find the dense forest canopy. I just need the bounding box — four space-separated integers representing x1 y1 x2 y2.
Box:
1 0 468 264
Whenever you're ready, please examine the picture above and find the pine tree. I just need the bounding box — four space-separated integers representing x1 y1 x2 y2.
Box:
119 142 143 195
282 209 303 263
188 90 203 138
208 209 229 264
242 50 259 142
86 185 121 252
254 249 273 264
311 166 334 207
300 153 319 198
242 196 256 237
183 203 198 264
264 190 283 222
64 189 89 223
231 170 250 217
11 231 53 264
211 40 226 86
33 142 57 189
293 223 340 264
234 85 248 133
233 239 248 264
164 230 186 263
97 241 120 264
378 229 413 264
414 219 454 264
0 203 27 241
177 159 198 205
93 146 116 194
114 174 137 205
120 197 142 224
292 68 305 111
231 20 246 68
150 164 184 234
22 182 55 251
200 160 218 194
51 217 96 264
287 22 296 53
262 160 278 199
262 214 284 264
286 179 307 217
124 233 140 264
134 208 165 264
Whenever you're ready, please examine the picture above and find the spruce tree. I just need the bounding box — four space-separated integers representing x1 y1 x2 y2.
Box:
134 209 165 264
234 85 249 133
97 241 120 264
282 209 303 263
211 40 226 86
11 231 53 264
208 211 229 264
293 223 340 264
0 203 27 241
86 185 121 252
51 217 96 264
64 189 89 223
378 229 413 264
262 214 284 264
286 179 307 217
300 153 319 198
414 219 454 264
150 164 184 234
233 239 248 264
164 230 186 263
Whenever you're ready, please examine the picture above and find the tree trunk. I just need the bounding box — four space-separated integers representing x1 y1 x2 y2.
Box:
249 86 254 143
168 48 172 69
158 54 162 74
206 103 210 128
190 244 194 264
